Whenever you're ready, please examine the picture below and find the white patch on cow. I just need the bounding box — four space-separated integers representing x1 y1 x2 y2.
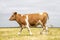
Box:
25 15 32 35
25 15 29 26
40 12 43 15
38 20 43 26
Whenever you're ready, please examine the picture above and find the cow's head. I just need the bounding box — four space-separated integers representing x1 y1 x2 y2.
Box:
9 12 17 21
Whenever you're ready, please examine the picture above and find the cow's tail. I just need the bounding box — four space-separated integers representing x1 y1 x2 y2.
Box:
43 12 49 20
47 14 49 20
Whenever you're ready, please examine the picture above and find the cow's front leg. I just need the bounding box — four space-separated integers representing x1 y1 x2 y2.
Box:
25 15 32 35
18 25 24 35
26 25 32 35
18 27 23 35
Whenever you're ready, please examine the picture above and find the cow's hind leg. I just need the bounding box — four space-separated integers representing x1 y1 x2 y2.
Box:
38 20 44 34
44 25 48 34
41 25 48 34
38 20 48 34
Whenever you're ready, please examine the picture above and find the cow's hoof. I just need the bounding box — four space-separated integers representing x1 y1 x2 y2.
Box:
40 31 43 34
40 32 42 34
40 31 48 35
42 31 46 34
45 31 48 35
30 33 32 35
18 32 20 35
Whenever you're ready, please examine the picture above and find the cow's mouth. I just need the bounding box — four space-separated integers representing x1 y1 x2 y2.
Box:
9 19 12 21
9 19 15 21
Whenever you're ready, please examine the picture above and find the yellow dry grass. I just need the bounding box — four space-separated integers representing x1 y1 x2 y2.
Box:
0 28 60 40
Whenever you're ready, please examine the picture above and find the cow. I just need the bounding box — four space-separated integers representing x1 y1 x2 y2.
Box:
9 12 49 35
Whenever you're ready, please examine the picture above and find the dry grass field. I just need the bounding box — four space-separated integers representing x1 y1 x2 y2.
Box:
0 27 60 40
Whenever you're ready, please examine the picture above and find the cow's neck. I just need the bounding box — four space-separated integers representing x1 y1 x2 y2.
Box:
15 15 21 25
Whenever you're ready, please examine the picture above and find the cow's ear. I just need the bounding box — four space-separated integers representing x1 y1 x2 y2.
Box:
14 12 17 15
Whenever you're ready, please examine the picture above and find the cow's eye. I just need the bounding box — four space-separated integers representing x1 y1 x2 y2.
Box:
12 15 14 17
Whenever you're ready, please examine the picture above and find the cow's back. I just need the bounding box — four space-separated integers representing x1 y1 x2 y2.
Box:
27 12 48 26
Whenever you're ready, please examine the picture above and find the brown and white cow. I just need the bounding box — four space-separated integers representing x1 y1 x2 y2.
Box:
9 12 49 35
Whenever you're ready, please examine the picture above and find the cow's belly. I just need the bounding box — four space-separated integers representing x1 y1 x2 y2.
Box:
29 20 38 26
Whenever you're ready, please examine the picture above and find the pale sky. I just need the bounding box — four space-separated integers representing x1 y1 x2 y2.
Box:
0 0 60 27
